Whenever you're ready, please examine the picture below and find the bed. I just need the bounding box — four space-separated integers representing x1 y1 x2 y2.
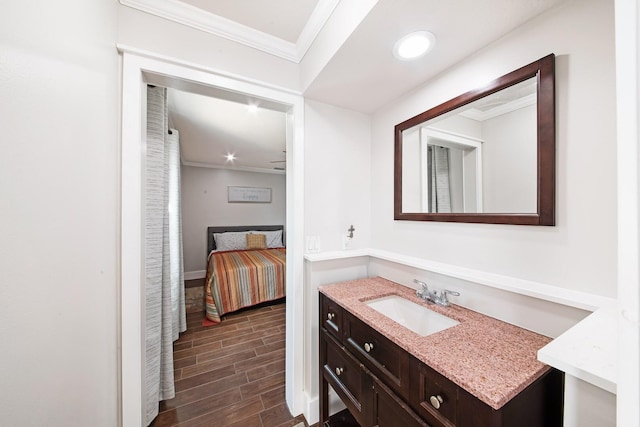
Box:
204 225 286 324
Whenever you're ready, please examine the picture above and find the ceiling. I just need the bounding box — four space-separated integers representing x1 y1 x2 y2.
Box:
303 0 565 113
178 0 319 43
126 0 567 172
168 88 287 173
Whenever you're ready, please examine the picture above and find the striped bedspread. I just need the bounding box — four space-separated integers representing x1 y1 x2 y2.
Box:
204 248 286 323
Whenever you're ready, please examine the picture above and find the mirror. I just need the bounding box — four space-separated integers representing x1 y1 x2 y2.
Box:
394 54 555 225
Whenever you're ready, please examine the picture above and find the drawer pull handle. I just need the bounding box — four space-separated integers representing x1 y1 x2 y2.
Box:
327 312 335 320
335 367 344 376
364 342 374 353
429 395 444 410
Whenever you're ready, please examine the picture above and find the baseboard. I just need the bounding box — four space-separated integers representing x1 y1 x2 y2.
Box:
184 270 206 281
305 394 318 426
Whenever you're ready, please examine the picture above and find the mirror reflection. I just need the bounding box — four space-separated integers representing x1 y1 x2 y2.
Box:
402 77 537 214
394 54 555 225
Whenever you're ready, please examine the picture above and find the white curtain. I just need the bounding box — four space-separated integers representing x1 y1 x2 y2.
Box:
428 145 452 213
145 86 187 425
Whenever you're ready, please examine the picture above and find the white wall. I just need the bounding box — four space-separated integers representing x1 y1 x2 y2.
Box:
365 0 617 425
463 148 478 212
181 166 286 272
304 100 372 251
300 99 374 422
482 105 537 213
564 375 617 427
614 0 640 424
1 1 623 426
371 0 617 298
448 147 464 212
401 127 422 211
0 1 119 426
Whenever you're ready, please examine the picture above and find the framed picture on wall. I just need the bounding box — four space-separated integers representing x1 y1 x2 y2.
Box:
228 186 272 203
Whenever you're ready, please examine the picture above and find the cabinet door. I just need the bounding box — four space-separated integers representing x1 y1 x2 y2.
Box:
372 377 428 427
323 331 372 426
320 293 344 342
455 368 565 427
412 361 458 427
344 311 410 399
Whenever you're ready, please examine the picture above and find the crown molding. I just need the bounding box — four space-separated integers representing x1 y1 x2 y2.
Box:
459 93 536 121
294 0 340 60
119 0 339 63
182 160 286 175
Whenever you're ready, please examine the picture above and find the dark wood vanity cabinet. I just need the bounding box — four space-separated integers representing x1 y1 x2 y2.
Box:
320 293 424 427
451 370 564 427
343 310 411 400
319 292 564 427
321 330 372 426
410 359 564 427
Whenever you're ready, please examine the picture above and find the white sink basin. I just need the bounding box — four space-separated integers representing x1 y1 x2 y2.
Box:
365 295 459 336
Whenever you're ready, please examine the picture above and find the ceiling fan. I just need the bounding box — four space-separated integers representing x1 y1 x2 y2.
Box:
270 150 286 170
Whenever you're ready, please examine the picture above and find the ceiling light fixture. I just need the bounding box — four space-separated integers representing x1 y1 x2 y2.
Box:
225 153 236 162
247 104 258 113
393 31 436 60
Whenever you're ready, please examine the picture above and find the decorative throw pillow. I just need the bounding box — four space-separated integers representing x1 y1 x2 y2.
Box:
246 233 267 249
250 230 284 248
213 231 248 251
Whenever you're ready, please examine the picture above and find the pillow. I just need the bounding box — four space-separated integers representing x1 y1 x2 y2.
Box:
213 231 248 251
246 233 266 249
251 229 284 248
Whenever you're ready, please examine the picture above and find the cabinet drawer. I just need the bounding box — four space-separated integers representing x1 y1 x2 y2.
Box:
344 311 410 399
323 332 371 426
412 361 457 427
320 293 344 342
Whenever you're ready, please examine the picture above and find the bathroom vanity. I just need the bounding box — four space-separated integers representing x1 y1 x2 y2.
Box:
319 277 563 427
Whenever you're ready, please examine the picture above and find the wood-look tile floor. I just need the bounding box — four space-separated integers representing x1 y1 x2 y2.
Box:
150 301 308 427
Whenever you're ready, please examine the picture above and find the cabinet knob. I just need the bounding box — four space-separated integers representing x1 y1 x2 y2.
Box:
327 312 335 320
335 367 344 376
364 342 374 353
429 395 444 410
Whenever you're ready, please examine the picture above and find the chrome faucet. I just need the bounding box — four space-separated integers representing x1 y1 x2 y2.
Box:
414 279 460 307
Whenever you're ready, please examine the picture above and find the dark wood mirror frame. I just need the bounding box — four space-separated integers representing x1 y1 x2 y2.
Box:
394 54 555 225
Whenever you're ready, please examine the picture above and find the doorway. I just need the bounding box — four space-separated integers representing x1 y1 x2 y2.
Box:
120 49 305 426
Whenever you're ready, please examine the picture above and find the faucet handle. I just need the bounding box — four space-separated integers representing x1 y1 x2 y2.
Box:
414 279 429 299
413 279 428 289
413 279 430 300
440 289 460 306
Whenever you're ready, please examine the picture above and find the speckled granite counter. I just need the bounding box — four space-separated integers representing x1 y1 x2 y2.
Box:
319 277 553 410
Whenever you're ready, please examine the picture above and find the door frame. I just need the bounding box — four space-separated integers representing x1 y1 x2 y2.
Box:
118 46 305 426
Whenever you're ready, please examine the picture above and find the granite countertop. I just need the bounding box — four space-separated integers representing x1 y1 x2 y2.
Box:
319 277 552 410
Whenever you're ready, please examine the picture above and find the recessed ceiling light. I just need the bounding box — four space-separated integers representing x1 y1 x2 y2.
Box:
225 153 236 162
393 31 436 60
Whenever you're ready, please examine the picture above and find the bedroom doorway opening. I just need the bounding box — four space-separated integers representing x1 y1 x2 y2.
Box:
120 49 305 427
